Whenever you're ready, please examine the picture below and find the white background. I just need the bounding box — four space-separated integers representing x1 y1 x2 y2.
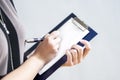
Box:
14 0 120 80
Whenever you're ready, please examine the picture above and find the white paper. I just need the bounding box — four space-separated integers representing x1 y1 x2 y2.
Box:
39 18 89 74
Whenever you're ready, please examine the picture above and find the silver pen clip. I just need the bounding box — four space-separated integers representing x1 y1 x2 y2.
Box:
25 38 44 43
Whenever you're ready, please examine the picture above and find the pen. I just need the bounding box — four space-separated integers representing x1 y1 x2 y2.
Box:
25 38 44 43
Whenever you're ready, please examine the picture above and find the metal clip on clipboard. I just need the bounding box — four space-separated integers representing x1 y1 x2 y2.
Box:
72 17 88 31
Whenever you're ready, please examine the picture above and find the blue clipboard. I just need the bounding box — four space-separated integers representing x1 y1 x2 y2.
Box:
24 13 98 80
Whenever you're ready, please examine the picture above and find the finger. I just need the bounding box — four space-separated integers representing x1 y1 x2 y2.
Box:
54 37 61 44
49 31 60 39
80 40 90 49
52 37 61 51
70 49 78 65
55 43 60 51
80 40 91 58
71 45 83 63
44 33 50 39
64 50 73 66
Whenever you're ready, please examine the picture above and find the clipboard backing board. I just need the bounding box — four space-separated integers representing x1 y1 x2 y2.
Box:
24 13 98 80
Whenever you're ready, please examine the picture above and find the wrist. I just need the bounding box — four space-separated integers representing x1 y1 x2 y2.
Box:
30 53 46 67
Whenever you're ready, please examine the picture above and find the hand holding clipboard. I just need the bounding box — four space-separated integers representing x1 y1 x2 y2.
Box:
24 13 98 80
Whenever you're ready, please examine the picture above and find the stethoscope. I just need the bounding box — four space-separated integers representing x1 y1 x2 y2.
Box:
0 9 9 34
0 8 14 71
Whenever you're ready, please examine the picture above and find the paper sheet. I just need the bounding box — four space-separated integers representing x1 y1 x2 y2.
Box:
39 18 89 74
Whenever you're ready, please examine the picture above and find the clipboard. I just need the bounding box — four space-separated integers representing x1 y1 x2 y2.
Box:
24 13 98 80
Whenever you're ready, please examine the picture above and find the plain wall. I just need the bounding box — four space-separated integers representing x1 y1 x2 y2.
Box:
14 0 120 80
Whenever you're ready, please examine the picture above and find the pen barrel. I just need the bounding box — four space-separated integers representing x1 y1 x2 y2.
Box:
25 38 39 43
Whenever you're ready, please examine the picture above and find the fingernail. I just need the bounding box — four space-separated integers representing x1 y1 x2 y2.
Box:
55 30 60 34
80 39 85 42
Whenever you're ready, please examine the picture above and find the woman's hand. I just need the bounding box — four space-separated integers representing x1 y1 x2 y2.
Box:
63 40 91 66
33 31 61 65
